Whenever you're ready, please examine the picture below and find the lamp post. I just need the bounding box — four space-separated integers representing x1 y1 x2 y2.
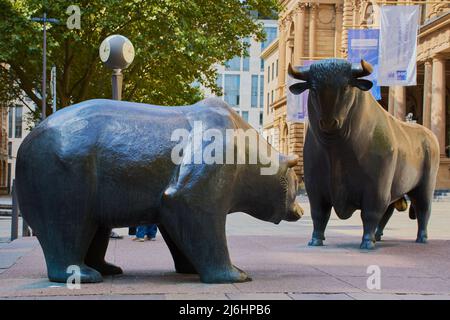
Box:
99 35 136 238
99 35 135 100
31 13 59 120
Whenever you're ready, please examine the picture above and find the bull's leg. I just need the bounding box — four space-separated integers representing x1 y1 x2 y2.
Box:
375 204 395 241
360 208 385 250
308 201 332 246
158 225 197 274
85 227 123 276
408 178 434 244
410 196 431 244
160 205 249 283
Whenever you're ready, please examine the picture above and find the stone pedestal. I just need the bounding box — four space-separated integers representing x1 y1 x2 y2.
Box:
436 157 450 190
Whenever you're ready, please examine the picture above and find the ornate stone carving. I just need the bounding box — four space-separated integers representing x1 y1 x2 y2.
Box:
335 3 344 14
309 3 319 12
294 2 308 14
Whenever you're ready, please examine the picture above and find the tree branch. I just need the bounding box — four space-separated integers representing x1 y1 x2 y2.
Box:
7 63 42 108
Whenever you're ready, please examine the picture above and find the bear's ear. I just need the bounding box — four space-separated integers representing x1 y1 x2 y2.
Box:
280 154 299 168
289 82 310 95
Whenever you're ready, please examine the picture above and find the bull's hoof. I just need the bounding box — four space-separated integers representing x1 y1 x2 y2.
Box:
49 264 103 283
416 236 428 244
308 238 324 246
375 232 383 242
416 230 428 244
200 266 251 284
360 240 375 250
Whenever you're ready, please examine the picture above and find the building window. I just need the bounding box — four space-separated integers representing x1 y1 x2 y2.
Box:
216 73 222 88
259 112 263 126
260 59 264 72
266 92 270 114
224 75 240 106
7 142 12 158
267 66 270 83
242 111 249 122
276 59 278 77
15 106 23 138
259 75 264 109
271 62 275 80
8 108 13 138
271 90 274 104
261 27 278 51
242 56 250 72
259 75 264 108
251 75 258 108
225 56 241 71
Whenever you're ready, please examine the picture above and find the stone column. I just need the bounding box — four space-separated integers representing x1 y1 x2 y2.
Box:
286 37 294 81
294 3 306 65
422 59 433 129
352 0 360 27
430 55 446 156
341 0 353 58
334 4 343 58
394 86 406 121
309 4 318 58
278 21 287 98
388 87 395 115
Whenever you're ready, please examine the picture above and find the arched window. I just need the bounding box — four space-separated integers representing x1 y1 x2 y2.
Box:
281 124 289 154
361 3 375 26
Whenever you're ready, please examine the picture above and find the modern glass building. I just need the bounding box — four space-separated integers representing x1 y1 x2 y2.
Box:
209 19 278 132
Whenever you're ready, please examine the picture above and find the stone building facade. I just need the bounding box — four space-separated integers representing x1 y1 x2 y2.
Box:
262 0 450 188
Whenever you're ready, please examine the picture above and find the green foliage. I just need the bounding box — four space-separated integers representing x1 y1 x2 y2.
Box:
0 0 279 119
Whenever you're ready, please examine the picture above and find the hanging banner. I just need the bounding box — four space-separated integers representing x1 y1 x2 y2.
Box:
378 5 419 86
348 29 381 100
286 60 313 123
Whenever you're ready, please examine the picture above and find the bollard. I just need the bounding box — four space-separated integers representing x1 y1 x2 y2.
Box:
10 181 18 241
22 218 31 237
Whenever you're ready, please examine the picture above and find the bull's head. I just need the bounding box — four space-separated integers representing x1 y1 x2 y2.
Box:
288 59 373 134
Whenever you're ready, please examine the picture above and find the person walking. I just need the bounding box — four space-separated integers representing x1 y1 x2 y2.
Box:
133 224 157 242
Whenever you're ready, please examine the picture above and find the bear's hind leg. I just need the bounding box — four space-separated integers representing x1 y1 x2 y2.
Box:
85 227 123 276
159 225 197 274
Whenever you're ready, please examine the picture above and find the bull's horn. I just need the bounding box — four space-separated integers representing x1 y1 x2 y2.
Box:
288 63 310 81
351 59 373 78
286 154 299 168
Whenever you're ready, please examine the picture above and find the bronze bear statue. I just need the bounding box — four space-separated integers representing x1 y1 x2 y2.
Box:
16 98 303 283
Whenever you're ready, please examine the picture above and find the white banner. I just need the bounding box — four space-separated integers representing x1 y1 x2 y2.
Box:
286 60 313 123
378 5 419 86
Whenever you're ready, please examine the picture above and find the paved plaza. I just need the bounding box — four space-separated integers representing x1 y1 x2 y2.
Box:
0 199 449 300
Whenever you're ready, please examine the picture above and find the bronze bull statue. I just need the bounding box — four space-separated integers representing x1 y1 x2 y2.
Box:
16 98 303 283
288 59 439 249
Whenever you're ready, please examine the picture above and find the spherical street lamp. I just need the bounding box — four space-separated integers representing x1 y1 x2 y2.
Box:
99 35 135 100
